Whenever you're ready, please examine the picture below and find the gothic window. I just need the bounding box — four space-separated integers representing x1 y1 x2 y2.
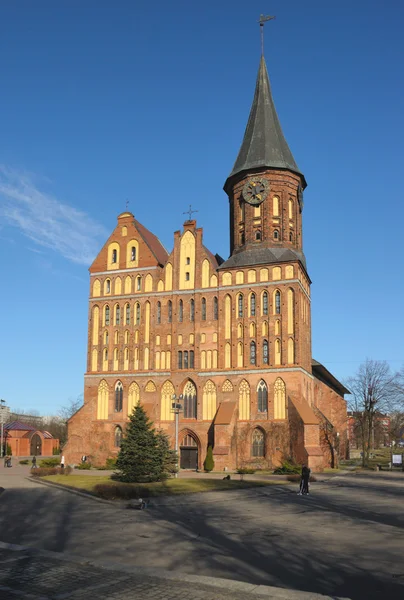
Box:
252 429 265 457
250 293 256 317
263 339 269 365
213 296 218 320
275 290 281 314
183 381 197 418
105 305 110 326
262 291 268 315
178 351 183 369
131 246 136 261
179 299 183 322
201 298 206 321
190 299 195 322
274 377 286 419
184 351 189 369
190 350 194 368
255 230 261 241
115 305 120 325
181 433 197 447
257 380 268 412
115 381 123 412
250 341 256 365
125 303 130 325
157 301 161 324
106 279 111 294
168 300 172 323
112 249 117 263
136 276 141 291
238 294 243 318
222 379 233 392
274 230 280 240
114 426 123 447
135 303 140 325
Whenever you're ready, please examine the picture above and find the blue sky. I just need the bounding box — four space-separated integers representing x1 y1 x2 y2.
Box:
0 1 403 414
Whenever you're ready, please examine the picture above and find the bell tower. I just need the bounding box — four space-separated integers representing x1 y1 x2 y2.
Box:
223 56 307 269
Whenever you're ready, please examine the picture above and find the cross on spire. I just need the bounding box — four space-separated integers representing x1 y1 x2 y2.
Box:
125 198 130 211
258 14 275 56
183 205 198 221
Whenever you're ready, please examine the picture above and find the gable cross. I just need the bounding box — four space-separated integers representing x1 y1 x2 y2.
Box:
183 204 198 221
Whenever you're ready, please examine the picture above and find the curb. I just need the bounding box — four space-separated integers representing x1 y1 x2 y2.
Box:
24 476 117 506
0 540 350 599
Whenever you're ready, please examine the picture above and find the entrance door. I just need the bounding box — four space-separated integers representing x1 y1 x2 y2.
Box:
180 447 198 470
30 434 42 456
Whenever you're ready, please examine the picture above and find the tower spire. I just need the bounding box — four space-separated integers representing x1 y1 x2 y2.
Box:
258 14 275 56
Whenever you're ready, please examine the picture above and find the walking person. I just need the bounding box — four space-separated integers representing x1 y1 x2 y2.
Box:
32 455 37 469
60 455 65 470
298 465 311 495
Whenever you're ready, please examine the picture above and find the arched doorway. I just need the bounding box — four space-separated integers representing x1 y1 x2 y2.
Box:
30 433 42 456
180 432 198 470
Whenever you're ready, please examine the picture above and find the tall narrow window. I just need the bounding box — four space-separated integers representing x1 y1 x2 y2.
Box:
125 304 130 325
213 296 218 320
240 231 245 245
131 246 136 261
115 305 120 325
106 279 111 294
275 291 281 314
257 380 268 412
252 429 265 457
274 230 279 240
178 351 183 369
105 305 110 326
250 341 256 365
136 276 141 291
184 351 189 369
157 301 161 324
190 350 194 368
115 426 123 447
201 298 206 321
115 381 123 412
289 231 293 242
168 300 172 323
263 291 268 316
250 293 256 317
263 339 269 364
135 303 140 325
238 294 243 318
183 381 197 418
112 249 117 263
255 230 261 241
179 299 183 322
190 299 195 322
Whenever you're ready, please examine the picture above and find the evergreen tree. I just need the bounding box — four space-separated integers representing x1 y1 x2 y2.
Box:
116 404 165 482
204 445 214 472
156 430 178 477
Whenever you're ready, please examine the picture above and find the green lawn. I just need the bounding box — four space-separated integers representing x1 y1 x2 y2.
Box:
42 475 279 499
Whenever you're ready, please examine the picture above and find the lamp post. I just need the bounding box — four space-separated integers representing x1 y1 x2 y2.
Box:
0 399 7 458
171 394 183 478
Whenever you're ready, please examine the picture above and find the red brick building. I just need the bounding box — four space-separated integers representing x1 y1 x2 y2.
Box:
64 55 348 471
4 421 59 457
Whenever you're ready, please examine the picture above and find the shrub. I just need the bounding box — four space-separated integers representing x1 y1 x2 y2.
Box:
6 444 12 456
287 474 317 483
237 468 256 475
75 462 91 470
94 483 150 500
19 459 29 465
39 458 60 468
204 446 214 472
31 466 72 477
273 461 301 475
106 457 117 470
52 447 61 455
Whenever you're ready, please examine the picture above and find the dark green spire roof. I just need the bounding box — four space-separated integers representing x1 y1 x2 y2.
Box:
225 56 306 190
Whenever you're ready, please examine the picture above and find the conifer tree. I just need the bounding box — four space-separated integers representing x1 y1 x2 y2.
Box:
156 430 178 476
116 404 164 482
204 445 214 472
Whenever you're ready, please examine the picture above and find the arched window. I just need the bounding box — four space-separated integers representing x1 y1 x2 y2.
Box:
255 230 261 241
263 339 269 364
115 381 123 412
115 305 120 325
213 296 218 320
114 426 123 447
136 276 141 291
262 291 268 315
190 299 195 322
178 351 183 369
289 231 293 242
183 381 197 418
168 300 172 323
179 299 183 322
250 293 256 317
201 298 206 321
275 290 281 314
238 294 243 318
135 303 140 325
112 249 117 263
252 429 265 457
131 246 136 261
105 305 110 326
105 279 111 294
157 301 161 324
125 304 130 325
257 380 268 412
250 341 256 365
274 230 279 240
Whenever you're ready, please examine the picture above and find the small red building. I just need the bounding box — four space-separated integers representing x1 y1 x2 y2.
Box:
4 421 59 457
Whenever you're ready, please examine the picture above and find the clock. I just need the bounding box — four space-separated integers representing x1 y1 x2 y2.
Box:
242 177 269 206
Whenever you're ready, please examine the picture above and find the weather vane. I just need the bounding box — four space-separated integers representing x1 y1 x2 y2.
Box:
125 198 129 211
258 14 276 56
183 204 198 221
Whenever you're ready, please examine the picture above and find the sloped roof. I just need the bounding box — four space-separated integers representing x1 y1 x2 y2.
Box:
312 359 350 396
5 421 36 432
215 401 237 425
289 397 319 425
134 218 168 266
219 246 307 271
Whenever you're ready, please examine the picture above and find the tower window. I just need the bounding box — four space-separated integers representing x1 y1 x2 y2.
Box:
250 341 256 365
263 291 268 316
213 296 218 320
105 306 110 326
106 279 111 294
250 293 256 317
238 294 244 318
131 247 136 261
274 230 280 241
275 291 281 314
257 380 268 412
255 230 261 241
168 300 172 323
112 249 117 264
190 350 194 369
186 257 190 265
184 351 189 369
240 231 245 245
125 304 130 325
185 272 190 281
201 298 206 321
157 301 161 324
179 299 183 322
136 276 141 291
115 381 123 412
115 305 120 325
289 231 293 242
263 339 269 365
135 303 140 325
178 351 183 369
190 299 195 322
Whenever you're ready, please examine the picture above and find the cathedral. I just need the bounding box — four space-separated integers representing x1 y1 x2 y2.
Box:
64 54 348 471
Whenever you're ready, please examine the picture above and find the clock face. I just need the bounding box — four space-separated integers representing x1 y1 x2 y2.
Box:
242 177 269 206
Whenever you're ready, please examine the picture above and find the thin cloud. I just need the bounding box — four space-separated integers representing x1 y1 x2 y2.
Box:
0 166 108 265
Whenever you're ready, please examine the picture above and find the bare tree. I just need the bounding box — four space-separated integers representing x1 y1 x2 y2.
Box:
58 394 83 422
346 360 402 467
389 411 404 445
